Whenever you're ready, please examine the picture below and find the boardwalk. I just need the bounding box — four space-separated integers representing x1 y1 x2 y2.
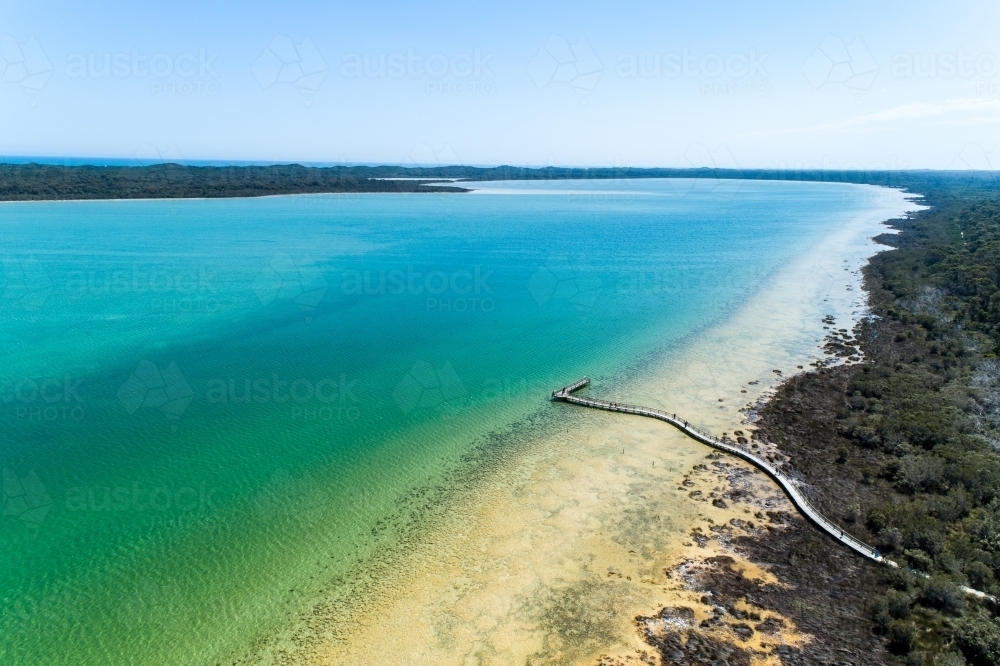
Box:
551 377 895 566
552 377 995 600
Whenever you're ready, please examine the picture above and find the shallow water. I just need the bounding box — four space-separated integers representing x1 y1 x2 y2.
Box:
0 179 913 664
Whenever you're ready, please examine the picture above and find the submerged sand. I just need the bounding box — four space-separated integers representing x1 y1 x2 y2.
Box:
271 189 918 665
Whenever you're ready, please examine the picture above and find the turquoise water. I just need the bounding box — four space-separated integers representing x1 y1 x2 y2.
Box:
0 179 899 664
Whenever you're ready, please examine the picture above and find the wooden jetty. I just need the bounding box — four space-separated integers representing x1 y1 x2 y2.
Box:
552 377 997 601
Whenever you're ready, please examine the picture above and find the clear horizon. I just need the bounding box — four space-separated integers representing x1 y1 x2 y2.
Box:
0 156 995 171
1 0 997 170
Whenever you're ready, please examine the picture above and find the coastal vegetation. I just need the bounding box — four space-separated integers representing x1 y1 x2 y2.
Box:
756 173 1000 664
0 163 468 200
0 161 989 201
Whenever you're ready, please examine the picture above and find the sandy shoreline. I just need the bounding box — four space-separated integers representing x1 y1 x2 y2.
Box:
252 187 920 665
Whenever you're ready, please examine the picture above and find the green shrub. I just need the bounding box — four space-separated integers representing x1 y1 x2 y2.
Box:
869 508 889 533
955 616 1000 665
880 527 904 553
887 589 913 619
871 596 892 633
907 548 936 573
889 620 917 654
920 576 966 615
937 651 968 666
966 561 994 591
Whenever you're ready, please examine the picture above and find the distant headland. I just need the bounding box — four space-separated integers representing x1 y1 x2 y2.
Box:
0 162 994 201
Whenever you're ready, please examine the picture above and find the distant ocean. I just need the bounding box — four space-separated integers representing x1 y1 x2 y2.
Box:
0 178 908 664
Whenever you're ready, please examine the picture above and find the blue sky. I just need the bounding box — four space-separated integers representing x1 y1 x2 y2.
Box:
1 0 998 168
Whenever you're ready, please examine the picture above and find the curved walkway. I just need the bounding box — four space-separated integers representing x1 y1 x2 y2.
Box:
552 377 995 600
552 377 895 564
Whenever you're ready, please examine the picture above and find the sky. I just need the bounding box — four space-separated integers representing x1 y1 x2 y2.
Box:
0 0 998 169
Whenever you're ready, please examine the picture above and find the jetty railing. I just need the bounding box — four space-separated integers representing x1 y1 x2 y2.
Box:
552 377 893 564
551 377 996 600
